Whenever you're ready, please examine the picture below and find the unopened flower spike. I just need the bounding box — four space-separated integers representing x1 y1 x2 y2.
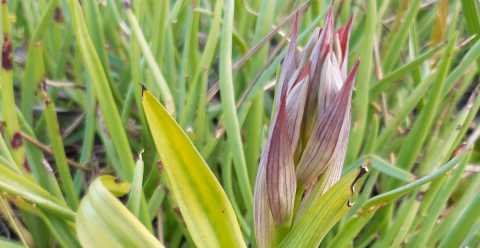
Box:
254 10 359 248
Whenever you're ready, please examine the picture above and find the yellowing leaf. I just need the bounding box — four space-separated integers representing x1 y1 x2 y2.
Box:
431 0 449 45
76 176 163 248
142 91 246 248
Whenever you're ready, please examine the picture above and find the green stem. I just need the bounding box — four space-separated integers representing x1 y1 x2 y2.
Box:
218 0 252 208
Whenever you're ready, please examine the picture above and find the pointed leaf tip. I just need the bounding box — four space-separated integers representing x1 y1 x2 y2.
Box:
142 91 246 248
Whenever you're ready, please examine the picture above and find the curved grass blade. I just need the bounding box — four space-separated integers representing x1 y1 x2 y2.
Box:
142 91 246 248
125 6 175 113
329 153 467 247
362 153 465 210
0 164 74 220
368 155 415 182
76 176 163 248
65 0 135 180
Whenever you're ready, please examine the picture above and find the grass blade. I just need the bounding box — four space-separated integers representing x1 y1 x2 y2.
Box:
125 5 175 113
0 163 74 220
76 176 163 248
438 194 480 248
65 0 135 180
40 89 78 209
218 0 252 208
395 33 457 172
348 0 377 161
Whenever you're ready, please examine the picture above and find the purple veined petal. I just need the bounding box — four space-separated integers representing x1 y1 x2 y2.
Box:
254 163 276 248
286 64 310 151
294 111 351 216
265 85 296 225
336 16 353 79
299 27 321 66
317 51 343 115
323 8 335 46
254 57 300 229
300 38 325 140
253 97 292 246
301 11 336 140
296 61 359 189
311 110 351 198
275 14 300 107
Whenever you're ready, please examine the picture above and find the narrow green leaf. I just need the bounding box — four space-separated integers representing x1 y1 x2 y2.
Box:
37 214 80 248
439 194 480 248
372 196 420 248
461 0 480 34
444 38 480 95
41 91 78 209
374 74 434 149
370 44 443 97
406 152 470 247
65 0 135 180
395 33 457 172
147 186 165 221
127 152 144 215
433 173 480 241
21 44 45 124
142 91 246 248
369 155 415 182
1 2 25 168
363 153 465 209
326 211 375 248
181 0 223 126
279 169 364 248
0 164 74 220
218 0 252 208
382 0 421 71
126 8 175 113
348 0 376 161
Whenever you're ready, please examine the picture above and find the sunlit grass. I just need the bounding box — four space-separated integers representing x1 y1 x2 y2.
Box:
0 0 478 247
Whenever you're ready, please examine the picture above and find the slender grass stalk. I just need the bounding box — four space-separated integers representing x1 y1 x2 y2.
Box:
382 0 421 72
65 0 135 180
438 194 480 248
395 33 456 173
405 152 470 248
1 1 25 168
39 89 78 209
461 0 480 34
218 0 252 208
21 0 58 123
125 5 175 114
243 0 276 185
348 0 376 161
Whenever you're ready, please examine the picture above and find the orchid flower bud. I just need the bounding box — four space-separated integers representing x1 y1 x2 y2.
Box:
254 11 359 248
